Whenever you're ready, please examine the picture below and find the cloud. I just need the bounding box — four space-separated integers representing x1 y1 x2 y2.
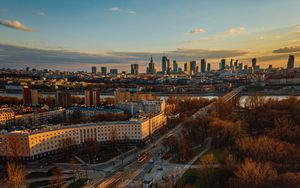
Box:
38 12 46 16
226 27 245 35
189 28 206 34
257 36 264 40
129 10 136 14
109 7 122 12
273 46 300 53
0 43 251 71
0 20 35 32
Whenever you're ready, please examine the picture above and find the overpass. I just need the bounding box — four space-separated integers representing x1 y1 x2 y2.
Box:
192 86 245 118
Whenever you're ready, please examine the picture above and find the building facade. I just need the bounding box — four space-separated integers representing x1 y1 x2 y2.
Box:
85 90 100 106
0 112 167 160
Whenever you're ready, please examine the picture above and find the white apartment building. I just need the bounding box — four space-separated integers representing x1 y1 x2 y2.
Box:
0 112 167 160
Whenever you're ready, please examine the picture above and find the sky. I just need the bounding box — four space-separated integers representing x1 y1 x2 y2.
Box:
1 0 300 72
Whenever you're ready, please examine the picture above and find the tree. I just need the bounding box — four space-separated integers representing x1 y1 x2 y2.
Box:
70 158 80 183
182 116 210 144
214 98 236 119
50 167 65 188
209 118 244 148
274 172 300 188
230 158 277 188
83 138 100 163
59 138 76 160
235 136 300 164
177 135 191 162
268 117 300 146
6 162 25 188
200 153 216 188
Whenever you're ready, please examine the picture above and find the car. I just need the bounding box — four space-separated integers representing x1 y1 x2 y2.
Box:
149 158 154 164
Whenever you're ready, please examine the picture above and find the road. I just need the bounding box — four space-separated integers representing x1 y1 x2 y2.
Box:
86 87 244 188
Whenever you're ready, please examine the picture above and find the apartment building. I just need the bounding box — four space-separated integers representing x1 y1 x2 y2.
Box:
15 108 65 126
0 112 167 160
0 108 15 125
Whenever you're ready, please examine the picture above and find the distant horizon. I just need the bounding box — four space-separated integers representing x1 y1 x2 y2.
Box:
0 42 298 72
1 0 300 72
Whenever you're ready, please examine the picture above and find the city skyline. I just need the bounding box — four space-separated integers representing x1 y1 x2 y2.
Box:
1 0 300 71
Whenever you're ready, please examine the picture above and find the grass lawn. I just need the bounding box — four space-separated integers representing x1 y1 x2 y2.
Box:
177 167 234 187
176 169 205 187
67 179 88 188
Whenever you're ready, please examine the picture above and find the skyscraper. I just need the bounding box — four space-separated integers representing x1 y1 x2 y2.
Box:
190 61 196 75
91 66 97 74
101 67 107 75
184 62 190 74
234 60 238 69
173 60 178 74
162 56 168 74
230 59 233 69
201 59 206 73
207 63 211 72
287 55 295 69
85 90 100 106
238 63 243 71
252 58 257 68
55 90 71 107
147 57 156 74
131 64 139 75
23 86 38 105
219 59 226 71
110 69 118 75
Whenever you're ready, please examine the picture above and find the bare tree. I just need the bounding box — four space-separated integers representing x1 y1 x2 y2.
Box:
231 158 277 188
6 162 25 188
200 153 216 188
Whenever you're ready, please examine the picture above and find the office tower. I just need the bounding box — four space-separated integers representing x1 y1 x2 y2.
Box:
55 90 71 107
207 63 211 72
101 67 107 75
200 59 206 73
91 66 97 74
131 64 139 75
173 60 178 74
230 59 233 69
110 69 118 75
234 60 238 69
252 58 257 68
162 56 168 74
147 57 156 74
190 61 196 74
184 62 190 73
85 90 100 106
287 55 295 69
219 59 226 71
165 58 171 74
238 63 243 71
23 86 38 105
